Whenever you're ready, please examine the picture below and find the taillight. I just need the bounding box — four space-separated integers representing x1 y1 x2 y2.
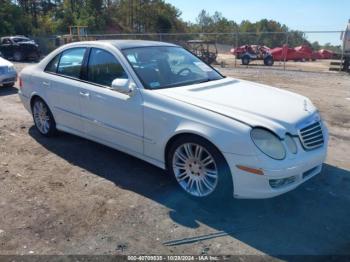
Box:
19 77 23 89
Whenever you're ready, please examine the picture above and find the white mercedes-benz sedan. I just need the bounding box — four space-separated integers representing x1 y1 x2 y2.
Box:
18 40 328 200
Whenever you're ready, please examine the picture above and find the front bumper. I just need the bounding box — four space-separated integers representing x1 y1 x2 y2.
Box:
224 135 328 199
0 71 17 85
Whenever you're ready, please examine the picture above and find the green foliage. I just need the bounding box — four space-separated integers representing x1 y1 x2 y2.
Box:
0 0 32 36
0 0 340 51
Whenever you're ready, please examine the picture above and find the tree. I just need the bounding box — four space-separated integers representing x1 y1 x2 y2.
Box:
0 0 32 35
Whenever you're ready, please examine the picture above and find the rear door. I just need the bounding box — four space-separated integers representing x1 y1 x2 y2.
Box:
79 48 144 154
44 47 87 133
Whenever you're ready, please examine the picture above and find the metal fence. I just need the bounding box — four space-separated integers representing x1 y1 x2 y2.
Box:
32 31 345 73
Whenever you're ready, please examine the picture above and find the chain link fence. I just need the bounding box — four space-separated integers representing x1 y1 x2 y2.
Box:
31 31 345 73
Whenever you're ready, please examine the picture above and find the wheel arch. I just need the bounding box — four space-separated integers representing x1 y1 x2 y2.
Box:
30 94 44 110
29 94 53 115
164 131 228 170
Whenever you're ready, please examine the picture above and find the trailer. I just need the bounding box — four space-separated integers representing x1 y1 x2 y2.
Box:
330 19 350 72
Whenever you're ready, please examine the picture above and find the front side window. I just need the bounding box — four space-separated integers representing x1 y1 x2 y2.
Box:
87 48 127 86
122 46 223 89
57 48 86 79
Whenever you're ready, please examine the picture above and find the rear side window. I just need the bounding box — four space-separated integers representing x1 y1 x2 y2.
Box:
57 48 86 79
45 54 60 73
87 48 127 86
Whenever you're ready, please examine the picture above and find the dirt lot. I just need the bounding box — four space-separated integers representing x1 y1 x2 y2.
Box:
0 63 350 257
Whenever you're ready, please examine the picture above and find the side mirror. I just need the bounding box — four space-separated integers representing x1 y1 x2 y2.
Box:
111 78 134 95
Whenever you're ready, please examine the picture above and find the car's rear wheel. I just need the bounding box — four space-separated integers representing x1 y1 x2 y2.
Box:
167 135 233 201
32 98 56 136
13 51 23 62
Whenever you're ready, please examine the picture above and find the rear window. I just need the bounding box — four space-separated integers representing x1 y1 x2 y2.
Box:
57 48 86 79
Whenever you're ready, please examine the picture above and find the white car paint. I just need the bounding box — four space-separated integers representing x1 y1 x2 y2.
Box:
0 56 14 67
18 40 328 199
0 57 17 86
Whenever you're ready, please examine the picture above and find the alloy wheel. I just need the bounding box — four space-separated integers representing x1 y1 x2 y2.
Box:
33 100 51 134
172 143 218 197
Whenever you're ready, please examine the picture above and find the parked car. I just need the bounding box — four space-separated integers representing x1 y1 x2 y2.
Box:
0 36 40 62
0 57 17 87
18 40 328 200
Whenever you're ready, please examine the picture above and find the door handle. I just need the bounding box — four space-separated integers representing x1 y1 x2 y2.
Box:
43 81 50 87
79 91 90 98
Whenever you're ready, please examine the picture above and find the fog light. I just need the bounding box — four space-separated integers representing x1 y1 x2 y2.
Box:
269 176 296 188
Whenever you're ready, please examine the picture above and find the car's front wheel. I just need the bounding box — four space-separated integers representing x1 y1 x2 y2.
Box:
32 98 56 136
167 135 233 200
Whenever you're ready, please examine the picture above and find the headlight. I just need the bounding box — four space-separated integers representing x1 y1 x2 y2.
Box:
251 128 286 160
285 134 297 154
8 66 16 73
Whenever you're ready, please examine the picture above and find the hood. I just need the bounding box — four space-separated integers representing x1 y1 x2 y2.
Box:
154 77 317 138
0 57 13 67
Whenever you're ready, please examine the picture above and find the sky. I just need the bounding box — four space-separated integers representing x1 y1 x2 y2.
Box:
165 0 350 45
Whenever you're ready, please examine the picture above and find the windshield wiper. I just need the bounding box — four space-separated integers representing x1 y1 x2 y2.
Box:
195 78 212 84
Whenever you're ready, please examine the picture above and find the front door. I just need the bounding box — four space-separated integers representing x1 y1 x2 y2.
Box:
79 48 144 154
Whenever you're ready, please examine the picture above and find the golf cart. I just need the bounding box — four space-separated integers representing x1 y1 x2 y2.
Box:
235 45 274 66
186 40 218 65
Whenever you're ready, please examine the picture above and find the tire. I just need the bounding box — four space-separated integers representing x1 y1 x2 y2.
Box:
3 83 14 88
31 98 57 137
241 55 250 65
13 51 23 62
264 56 274 66
166 135 233 202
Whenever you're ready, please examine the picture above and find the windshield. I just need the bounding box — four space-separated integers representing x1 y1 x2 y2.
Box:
122 46 223 89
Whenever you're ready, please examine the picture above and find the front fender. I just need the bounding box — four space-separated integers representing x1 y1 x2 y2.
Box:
142 91 257 167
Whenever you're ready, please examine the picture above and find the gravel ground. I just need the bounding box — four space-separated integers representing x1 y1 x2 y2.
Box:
0 63 350 257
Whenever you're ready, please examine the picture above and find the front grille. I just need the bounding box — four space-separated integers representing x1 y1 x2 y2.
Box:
299 121 324 150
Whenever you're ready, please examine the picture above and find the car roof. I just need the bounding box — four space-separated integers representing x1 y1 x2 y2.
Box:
95 40 178 50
